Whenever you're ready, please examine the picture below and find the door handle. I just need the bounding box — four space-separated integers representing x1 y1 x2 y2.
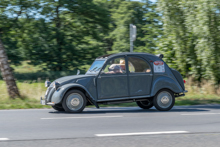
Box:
98 76 101 79
149 74 153 76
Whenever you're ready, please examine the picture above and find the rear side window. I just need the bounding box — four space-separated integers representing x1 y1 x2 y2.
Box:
128 57 151 73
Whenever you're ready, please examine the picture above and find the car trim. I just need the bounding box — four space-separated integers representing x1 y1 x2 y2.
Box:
97 95 151 102
128 73 153 76
99 74 127 78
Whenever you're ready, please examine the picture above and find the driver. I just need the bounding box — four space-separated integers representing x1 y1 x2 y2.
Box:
108 64 123 74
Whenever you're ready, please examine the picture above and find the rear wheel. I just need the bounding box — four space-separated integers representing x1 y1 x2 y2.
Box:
62 90 87 113
153 89 175 111
136 99 154 109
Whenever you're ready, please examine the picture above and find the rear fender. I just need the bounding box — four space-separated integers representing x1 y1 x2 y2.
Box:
151 76 183 96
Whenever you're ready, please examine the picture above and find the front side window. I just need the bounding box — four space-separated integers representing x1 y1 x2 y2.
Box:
128 57 151 73
102 57 126 74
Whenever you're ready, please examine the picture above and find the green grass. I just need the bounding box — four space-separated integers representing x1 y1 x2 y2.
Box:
11 61 42 73
175 94 220 105
0 69 220 109
0 98 50 109
0 80 50 109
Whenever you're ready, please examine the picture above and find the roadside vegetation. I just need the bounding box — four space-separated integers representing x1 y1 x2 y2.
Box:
0 79 219 109
0 63 219 109
0 0 220 109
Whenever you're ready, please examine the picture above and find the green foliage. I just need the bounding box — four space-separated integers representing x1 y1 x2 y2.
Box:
1 0 219 85
107 0 161 54
18 0 110 71
158 0 220 84
0 0 161 70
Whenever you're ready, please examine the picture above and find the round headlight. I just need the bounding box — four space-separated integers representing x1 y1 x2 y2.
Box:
45 80 51 87
53 81 60 90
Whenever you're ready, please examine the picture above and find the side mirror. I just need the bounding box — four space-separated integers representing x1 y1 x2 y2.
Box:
77 70 80 75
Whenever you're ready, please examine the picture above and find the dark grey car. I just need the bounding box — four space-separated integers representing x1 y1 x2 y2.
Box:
41 52 187 112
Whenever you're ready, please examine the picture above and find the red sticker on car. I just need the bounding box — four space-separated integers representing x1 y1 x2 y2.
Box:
154 61 164 66
154 61 165 73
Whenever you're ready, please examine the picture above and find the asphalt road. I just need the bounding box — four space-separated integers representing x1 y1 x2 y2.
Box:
1 105 220 147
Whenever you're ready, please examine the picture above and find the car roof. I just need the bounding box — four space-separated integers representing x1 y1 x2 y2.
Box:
97 52 158 59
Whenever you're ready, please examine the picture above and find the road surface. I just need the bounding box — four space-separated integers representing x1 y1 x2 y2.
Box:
0 105 220 147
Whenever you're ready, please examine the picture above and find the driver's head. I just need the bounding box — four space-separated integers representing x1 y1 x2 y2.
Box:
108 64 121 73
113 65 121 73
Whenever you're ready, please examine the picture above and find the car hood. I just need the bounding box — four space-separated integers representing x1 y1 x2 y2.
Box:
54 74 95 85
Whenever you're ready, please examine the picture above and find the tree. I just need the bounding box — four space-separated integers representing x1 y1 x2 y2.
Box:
105 0 161 54
0 38 20 98
0 0 38 98
20 0 110 71
157 0 220 84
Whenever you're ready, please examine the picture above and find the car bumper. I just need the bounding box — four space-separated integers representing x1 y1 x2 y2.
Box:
40 97 55 106
175 90 188 98
183 90 188 93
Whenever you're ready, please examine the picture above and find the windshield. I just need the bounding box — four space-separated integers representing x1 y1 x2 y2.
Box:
86 60 106 74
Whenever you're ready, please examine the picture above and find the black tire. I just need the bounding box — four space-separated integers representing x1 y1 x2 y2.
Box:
136 100 154 109
153 89 175 111
62 90 87 113
51 105 65 111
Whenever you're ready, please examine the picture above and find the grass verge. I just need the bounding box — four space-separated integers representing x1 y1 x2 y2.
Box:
0 79 220 110
0 98 51 109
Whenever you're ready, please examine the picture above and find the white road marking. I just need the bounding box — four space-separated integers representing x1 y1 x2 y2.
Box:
181 113 220 116
0 138 9 141
41 115 123 120
95 131 189 137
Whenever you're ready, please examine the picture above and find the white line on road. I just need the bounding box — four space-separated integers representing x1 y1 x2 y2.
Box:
0 138 9 141
41 115 123 120
95 131 189 137
181 113 220 116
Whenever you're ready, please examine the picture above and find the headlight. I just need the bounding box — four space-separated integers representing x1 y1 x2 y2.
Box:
45 80 51 87
53 81 61 90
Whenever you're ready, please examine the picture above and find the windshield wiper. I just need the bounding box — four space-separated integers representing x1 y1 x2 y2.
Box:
89 67 97 72
95 67 101 72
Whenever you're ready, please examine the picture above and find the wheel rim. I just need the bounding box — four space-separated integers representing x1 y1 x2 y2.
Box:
156 91 172 108
140 100 151 106
66 93 84 111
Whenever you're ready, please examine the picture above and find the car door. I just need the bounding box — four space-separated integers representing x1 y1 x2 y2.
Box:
97 56 129 100
128 56 153 97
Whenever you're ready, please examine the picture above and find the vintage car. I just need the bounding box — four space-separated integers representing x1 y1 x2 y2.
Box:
41 52 187 112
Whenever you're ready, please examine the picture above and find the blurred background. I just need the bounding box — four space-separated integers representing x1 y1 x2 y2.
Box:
0 0 219 109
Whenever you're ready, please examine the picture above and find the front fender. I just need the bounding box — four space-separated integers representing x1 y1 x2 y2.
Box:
151 76 183 96
51 83 95 104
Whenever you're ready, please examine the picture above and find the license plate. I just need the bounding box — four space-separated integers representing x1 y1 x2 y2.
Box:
41 100 46 105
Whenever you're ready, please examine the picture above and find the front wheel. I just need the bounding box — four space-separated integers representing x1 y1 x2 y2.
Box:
52 105 65 111
62 90 87 113
153 89 175 111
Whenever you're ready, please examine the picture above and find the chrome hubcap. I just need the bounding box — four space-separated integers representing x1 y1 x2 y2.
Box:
157 91 172 108
71 98 80 106
66 93 83 111
161 96 169 104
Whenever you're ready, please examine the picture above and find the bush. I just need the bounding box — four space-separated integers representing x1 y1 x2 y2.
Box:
0 70 86 81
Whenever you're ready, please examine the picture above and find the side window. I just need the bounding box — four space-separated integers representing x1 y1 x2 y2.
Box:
102 57 126 74
128 57 151 73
